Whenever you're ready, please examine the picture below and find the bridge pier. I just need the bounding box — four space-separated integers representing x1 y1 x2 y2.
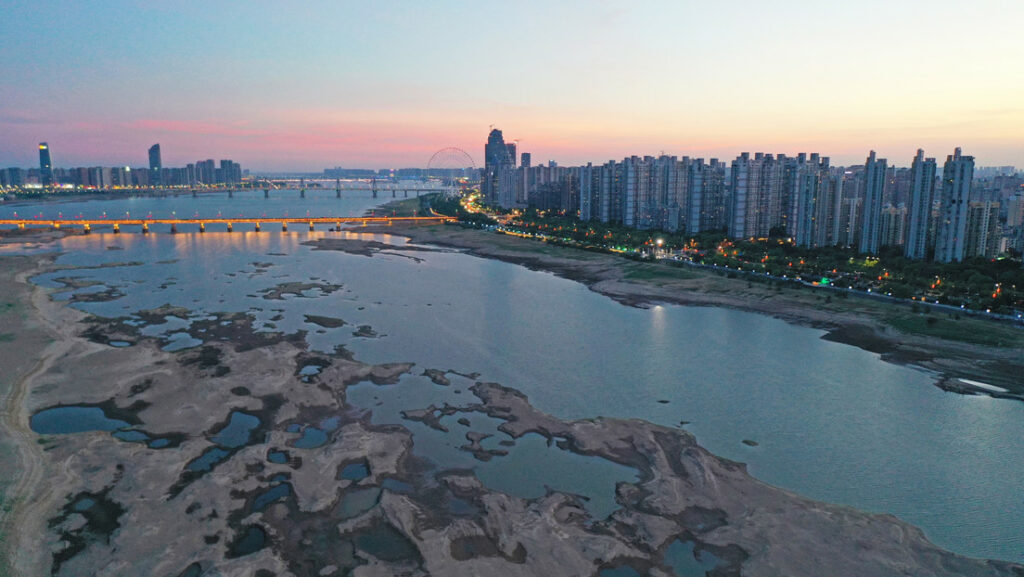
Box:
300 189 305 198
83 223 90 234
226 223 233 233
228 190 233 198
392 190 396 198
170 223 177 234
404 190 408 197
309 221 314 232
199 223 205 233
17 223 24 230
142 223 149 234
336 189 341 198
192 190 197 198
254 222 261 232
282 222 287 232
264 189 269 198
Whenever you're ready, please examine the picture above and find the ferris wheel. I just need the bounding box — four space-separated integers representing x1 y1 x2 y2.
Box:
426 147 478 197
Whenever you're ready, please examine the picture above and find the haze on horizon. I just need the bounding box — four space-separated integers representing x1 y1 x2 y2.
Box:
2 0 1023 171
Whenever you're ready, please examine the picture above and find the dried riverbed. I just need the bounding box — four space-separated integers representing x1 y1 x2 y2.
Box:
1 232 1022 576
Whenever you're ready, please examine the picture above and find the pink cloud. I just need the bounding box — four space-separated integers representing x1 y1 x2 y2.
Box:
131 119 270 138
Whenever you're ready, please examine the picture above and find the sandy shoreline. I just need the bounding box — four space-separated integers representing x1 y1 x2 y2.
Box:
361 222 1024 397
1 230 1022 575
0 251 87 574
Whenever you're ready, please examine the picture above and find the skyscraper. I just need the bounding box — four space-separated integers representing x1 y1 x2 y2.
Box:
483 128 513 205
859 150 887 254
38 142 53 186
149 144 162 187
904 149 937 260
934 147 975 263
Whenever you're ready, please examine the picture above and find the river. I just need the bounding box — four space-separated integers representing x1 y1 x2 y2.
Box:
4 189 1023 563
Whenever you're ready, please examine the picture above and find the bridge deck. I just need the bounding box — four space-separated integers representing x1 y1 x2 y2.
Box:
0 216 454 228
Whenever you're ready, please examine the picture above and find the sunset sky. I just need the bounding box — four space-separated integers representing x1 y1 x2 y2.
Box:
3 0 1024 170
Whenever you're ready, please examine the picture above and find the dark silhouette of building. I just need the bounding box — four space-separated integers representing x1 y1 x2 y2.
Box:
483 128 513 204
148 144 162 186
38 142 53 186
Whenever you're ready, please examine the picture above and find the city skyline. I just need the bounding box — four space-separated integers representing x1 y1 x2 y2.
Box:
3 1 1024 170
3 138 1020 175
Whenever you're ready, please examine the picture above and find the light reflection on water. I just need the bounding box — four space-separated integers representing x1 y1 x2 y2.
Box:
7 194 1024 562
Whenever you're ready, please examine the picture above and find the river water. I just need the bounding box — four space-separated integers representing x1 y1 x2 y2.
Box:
4 190 1023 562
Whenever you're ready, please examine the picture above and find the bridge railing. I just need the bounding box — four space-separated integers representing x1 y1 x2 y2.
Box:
0 215 455 233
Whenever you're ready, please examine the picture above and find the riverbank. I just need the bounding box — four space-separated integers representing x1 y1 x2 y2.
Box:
2 231 1022 575
0 251 77 575
363 220 1024 396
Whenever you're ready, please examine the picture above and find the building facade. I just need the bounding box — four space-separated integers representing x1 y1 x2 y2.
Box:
904 149 937 259
934 148 975 263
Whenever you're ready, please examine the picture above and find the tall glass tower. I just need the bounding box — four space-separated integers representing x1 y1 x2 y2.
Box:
38 142 53 186
483 128 512 205
149 144 162 186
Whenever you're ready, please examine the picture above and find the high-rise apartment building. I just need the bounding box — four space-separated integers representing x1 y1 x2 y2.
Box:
791 153 832 248
5 167 25 186
598 160 621 224
728 153 760 238
579 163 596 221
879 205 908 248
39 142 53 186
700 159 727 233
683 159 706 235
196 159 216 184
219 160 242 184
934 148 975 263
904 149 937 259
859 151 887 254
964 201 1000 258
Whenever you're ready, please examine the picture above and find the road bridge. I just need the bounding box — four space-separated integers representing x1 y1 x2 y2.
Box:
0 215 454 234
